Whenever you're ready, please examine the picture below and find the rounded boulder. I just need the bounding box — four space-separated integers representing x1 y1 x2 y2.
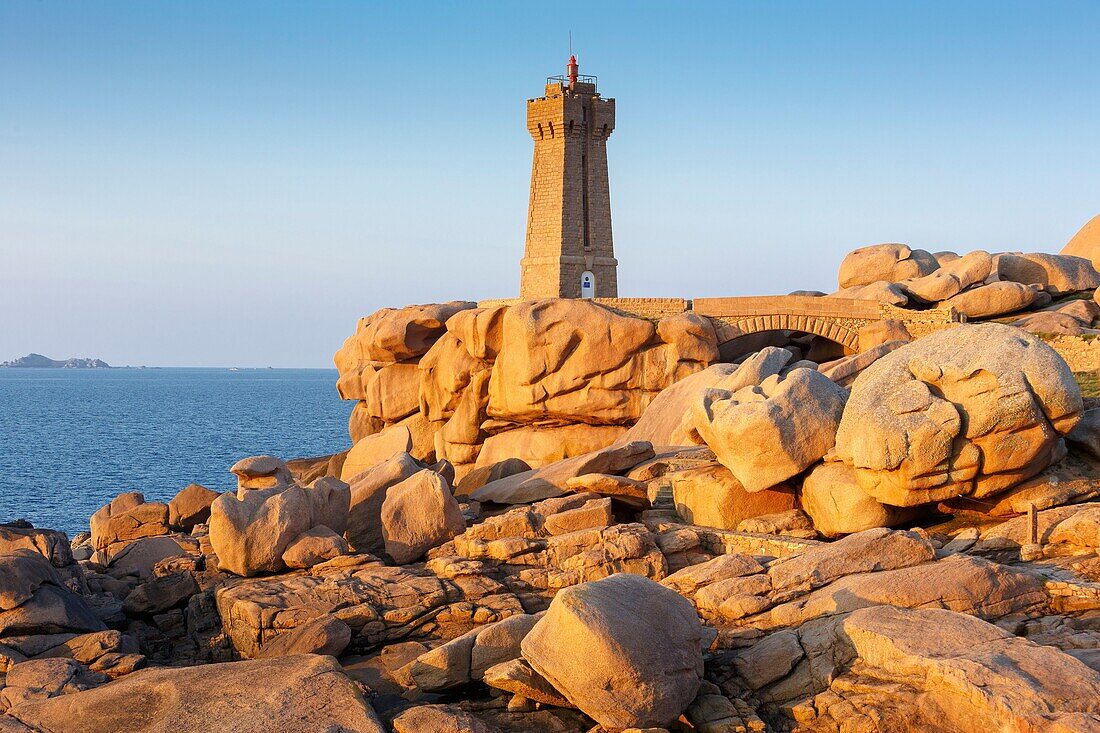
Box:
834 323 1082 506
520 573 703 729
380 469 466 563
838 243 938 288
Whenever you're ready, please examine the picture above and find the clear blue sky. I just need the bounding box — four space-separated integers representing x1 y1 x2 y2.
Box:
2 1 1097 367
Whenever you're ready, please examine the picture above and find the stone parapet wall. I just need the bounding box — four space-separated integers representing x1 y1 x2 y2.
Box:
880 303 961 338
477 298 520 310
645 522 821 558
1039 334 1100 373
593 298 688 321
695 296 883 319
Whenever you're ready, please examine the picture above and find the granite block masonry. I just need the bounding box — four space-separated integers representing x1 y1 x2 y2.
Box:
520 57 618 299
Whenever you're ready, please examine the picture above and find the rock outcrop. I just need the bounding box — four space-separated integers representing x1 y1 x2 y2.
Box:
671 464 798 530
898 250 992 303
801 606 1100 732
89 493 170 559
4 654 385 732
166 484 218 531
487 300 716 427
380 469 467 563
940 280 1039 318
834 323 1082 506
837 244 939 288
13 235 1100 733
995 252 1100 295
800 461 921 537
1062 213 1100 269
469 441 655 505
281 526 349 569
334 299 718 477
520 574 704 729
230 455 293 491
0 526 73 568
476 424 626 469
690 367 847 492
208 475 350 576
344 451 424 555
0 551 104 637
214 554 523 659
341 424 415 481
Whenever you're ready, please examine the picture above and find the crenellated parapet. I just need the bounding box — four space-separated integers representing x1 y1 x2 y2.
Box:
526 83 616 141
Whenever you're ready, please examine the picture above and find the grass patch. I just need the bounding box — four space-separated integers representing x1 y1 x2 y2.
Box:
1075 371 1100 398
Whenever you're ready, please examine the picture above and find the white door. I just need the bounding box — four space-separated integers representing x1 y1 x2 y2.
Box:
580 271 596 298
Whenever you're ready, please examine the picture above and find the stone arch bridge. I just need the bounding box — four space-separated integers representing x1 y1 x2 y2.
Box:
480 295 962 352
690 296 961 352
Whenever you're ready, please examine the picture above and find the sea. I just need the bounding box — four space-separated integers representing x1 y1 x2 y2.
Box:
0 368 352 537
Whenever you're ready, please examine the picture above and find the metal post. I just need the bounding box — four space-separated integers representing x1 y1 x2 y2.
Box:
1028 503 1038 545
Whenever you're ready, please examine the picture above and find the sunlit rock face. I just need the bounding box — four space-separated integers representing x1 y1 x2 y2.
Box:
835 323 1082 507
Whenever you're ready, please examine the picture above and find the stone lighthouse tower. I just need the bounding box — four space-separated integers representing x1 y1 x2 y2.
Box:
520 56 617 299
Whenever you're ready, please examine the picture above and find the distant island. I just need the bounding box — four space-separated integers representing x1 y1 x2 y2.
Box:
1 353 111 368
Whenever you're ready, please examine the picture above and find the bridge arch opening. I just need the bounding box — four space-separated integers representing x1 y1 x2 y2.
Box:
716 329 853 363
693 296 888 364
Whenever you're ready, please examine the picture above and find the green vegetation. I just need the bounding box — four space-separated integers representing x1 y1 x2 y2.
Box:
1075 371 1100 398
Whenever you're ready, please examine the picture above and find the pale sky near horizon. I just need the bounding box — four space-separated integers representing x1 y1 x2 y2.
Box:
2 1 1098 367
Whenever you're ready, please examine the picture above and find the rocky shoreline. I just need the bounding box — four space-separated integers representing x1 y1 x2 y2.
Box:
4 240 1100 732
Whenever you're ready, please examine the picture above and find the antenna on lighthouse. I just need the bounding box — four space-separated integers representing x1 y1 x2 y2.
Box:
566 32 579 87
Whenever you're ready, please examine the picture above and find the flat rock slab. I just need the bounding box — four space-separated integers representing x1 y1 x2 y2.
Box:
6 654 385 733
471 441 655 505
830 606 1100 731
767 527 934 599
215 555 522 659
762 554 1047 631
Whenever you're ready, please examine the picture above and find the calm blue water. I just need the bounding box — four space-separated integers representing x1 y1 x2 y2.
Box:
0 368 352 537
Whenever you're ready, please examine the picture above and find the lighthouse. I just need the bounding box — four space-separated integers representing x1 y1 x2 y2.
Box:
519 57 618 299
